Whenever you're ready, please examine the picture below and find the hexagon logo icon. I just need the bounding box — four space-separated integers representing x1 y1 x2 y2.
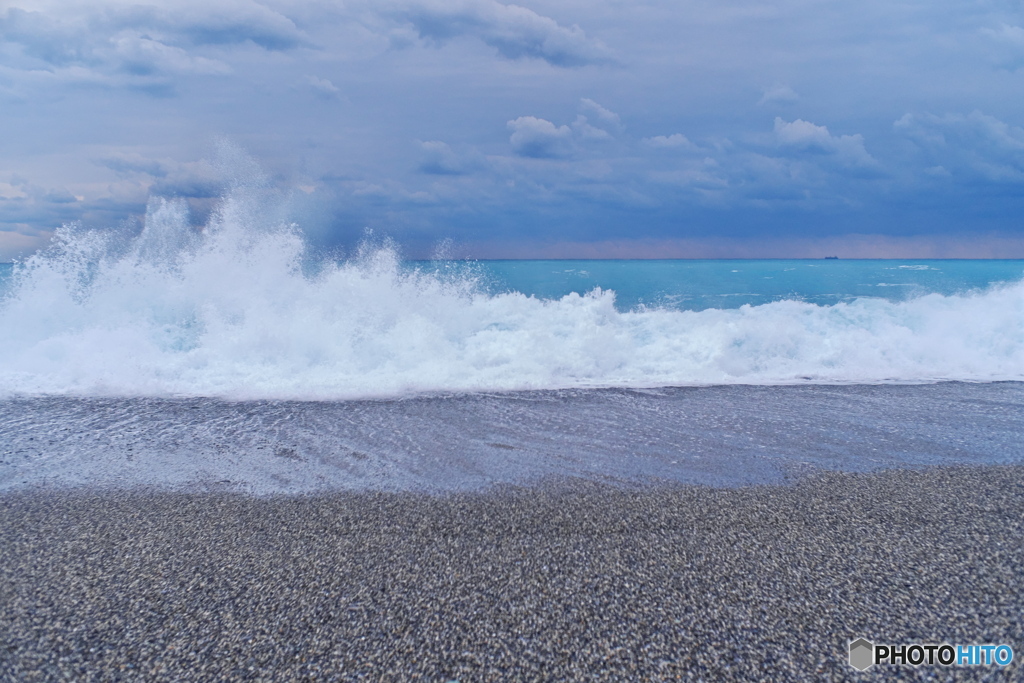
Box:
849 638 874 671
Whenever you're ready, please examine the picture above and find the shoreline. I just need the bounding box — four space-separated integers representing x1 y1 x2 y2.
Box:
2 464 1022 680
4 382 1023 495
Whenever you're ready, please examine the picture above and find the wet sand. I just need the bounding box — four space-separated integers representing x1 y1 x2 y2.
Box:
2 465 1022 681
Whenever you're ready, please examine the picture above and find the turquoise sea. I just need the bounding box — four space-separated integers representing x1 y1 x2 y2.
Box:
451 258 1024 311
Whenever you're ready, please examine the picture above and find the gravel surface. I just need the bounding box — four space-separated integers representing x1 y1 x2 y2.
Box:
2 465 1022 681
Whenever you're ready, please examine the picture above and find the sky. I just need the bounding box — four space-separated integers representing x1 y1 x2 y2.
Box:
1 0 1023 260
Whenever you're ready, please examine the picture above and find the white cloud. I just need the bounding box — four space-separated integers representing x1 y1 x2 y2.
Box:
571 115 611 140
418 140 477 174
774 118 877 169
642 133 696 149
507 116 573 158
580 98 620 126
388 0 611 66
0 1 305 90
505 99 621 159
156 0 308 50
774 118 836 151
110 32 231 76
758 84 799 106
303 75 340 97
0 181 28 200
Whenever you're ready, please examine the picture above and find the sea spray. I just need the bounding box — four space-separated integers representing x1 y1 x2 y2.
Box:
1 190 1022 399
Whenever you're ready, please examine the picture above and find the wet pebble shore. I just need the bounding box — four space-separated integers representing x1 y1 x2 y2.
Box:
2 465 1023 681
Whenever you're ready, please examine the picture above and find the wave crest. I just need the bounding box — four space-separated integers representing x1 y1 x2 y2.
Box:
2 195 1022 398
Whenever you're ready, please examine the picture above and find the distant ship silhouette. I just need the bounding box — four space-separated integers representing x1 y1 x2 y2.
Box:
824 256 838 259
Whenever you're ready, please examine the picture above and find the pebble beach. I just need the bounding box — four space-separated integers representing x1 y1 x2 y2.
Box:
2 465 1022 681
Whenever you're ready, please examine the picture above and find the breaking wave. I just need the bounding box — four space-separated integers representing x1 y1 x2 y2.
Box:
1 191 1022 399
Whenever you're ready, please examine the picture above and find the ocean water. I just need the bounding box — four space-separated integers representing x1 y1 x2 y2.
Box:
1 196 1021 399
472 258 1024 312
1 191 1022 492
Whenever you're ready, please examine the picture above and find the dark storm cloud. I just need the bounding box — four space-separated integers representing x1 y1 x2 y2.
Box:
0 0 1022 257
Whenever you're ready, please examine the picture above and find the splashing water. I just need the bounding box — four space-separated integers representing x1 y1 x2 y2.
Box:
1 190 1022 399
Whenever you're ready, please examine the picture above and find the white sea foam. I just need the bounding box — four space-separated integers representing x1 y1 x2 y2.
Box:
1 192 1022 399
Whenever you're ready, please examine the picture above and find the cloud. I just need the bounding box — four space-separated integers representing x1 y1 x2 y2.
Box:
151 174 221 199
42 188 79 204
0 8 85 68
0 180 88 232
571 115 612 140
568 99 620 141
492 106 886 215
0 229 51 260
96 153 171 178
0 1 306 90
4 0 1024 255
303 75 340 98
418 140 477 174
642 133 696 150
649 162 728 195
110 32 231 76
507 116 573 158
0 163 203 240
94 153 222 198
774 118 841 152
580 98 620 127
389 0 611 66
148 1 308 50
1 150 229 242
0 181 27 201
894 110 1024 182
773 118 877 169
637 117 892 209
758 84 799 106
505 100 620 159
981 23 1024 69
